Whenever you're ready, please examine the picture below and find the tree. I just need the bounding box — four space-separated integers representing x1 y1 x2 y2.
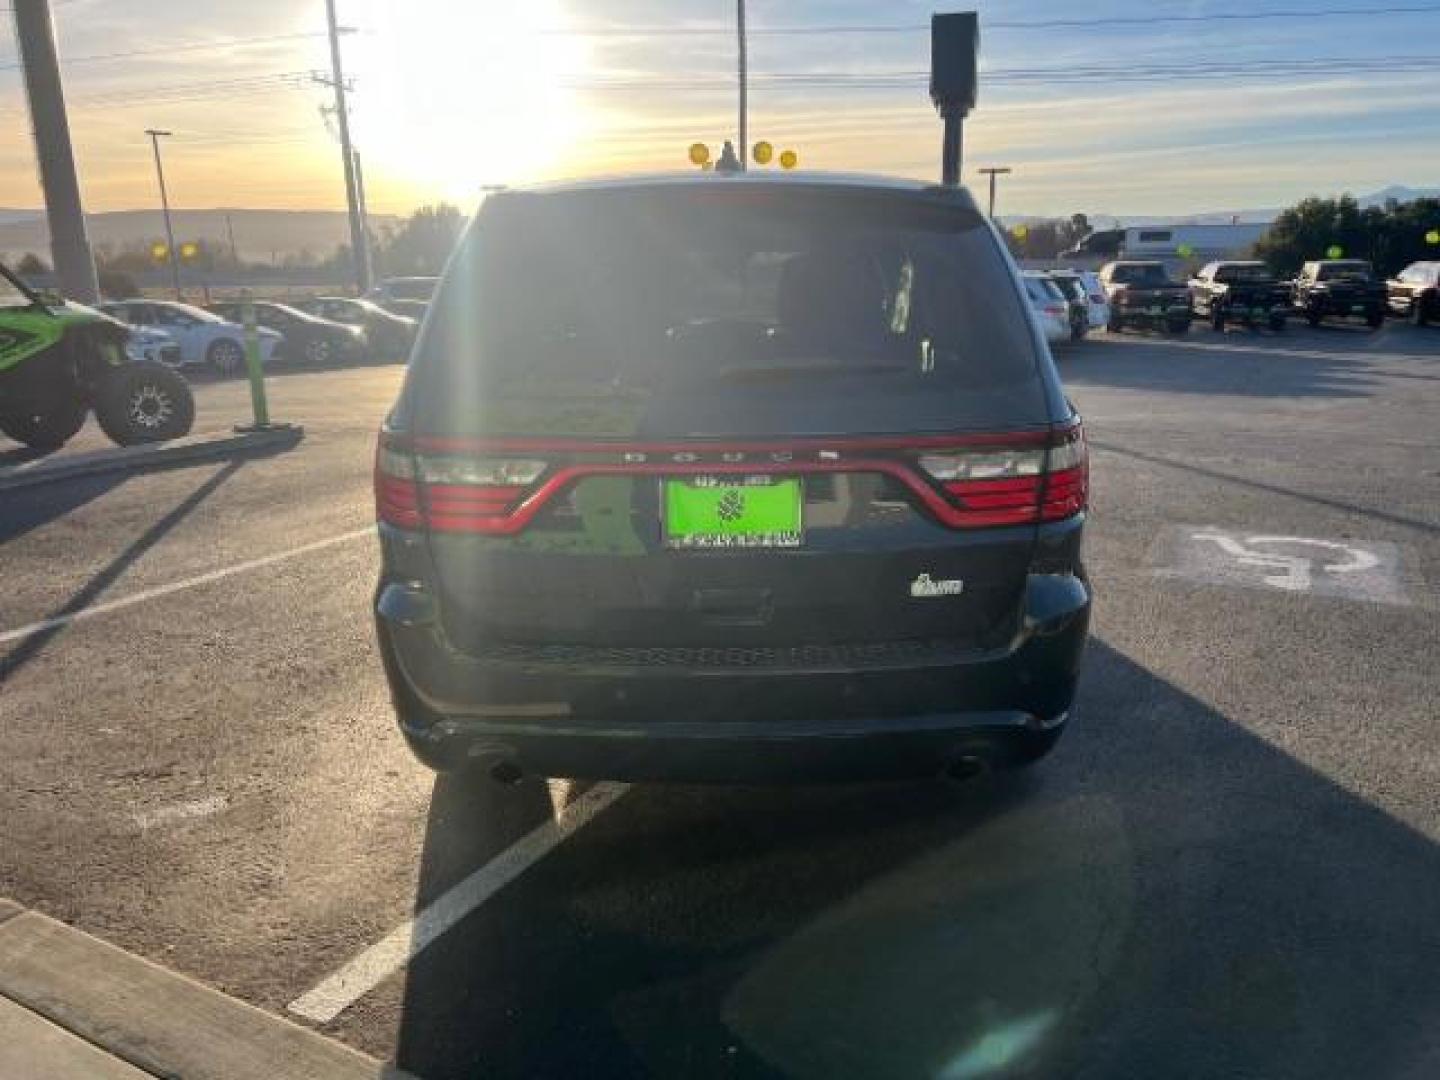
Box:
1255 195 1440 278
1059 213 1091 251
1002 220 1064 260
97 268 138 299
16 252 49 276
375 203 465 276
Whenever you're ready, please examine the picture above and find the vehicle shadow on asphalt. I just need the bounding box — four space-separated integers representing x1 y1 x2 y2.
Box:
0 470 130 547
1066 334 1378 399
1090 438 1439 538
0 459 244 684
389 640 1440 1079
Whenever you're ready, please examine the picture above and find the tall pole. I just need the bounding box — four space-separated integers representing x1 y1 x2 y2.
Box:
940 109 962 187
225 213 238 264
145 129 182 300
352 149 372 278
736 0 748 170
325 0 369 294
12 0 99 301
978 166 1012 220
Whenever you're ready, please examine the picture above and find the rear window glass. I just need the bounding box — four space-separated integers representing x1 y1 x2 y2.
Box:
1317 262 1374 281
411 186 1046 434
1109 264 1168 285
1215 264 1272 282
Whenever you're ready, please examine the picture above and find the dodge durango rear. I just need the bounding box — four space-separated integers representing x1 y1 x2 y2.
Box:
373 174 1092 784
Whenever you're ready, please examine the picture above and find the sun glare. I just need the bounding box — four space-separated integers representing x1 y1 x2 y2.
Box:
351 0 589 206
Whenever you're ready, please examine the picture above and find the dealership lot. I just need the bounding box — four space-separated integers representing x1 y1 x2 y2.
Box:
2 324 1438 1078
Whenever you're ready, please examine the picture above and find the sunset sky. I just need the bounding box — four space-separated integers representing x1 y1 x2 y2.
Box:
1 0 1437 219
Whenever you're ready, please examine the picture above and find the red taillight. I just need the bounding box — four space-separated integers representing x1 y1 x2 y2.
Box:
922 422 1088 527
375 433 545 534
374 442 423 530
374 424 1088 536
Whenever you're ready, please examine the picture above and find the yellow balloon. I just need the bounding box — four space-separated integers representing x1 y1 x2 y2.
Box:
1326 245 1343 259
688 142 710 166
179 242 198 260
752 141 773 165
150 242 168 260
1014 225 1029 240
1426 229 1440 245
779 149 798 170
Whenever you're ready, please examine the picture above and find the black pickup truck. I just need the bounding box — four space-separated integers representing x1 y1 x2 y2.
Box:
1098 261 1192 334
1189 261 1289 331
1291 259 1386 328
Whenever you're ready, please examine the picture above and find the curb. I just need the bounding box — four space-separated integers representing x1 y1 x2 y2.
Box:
0 901 408 1080
0 424 305 493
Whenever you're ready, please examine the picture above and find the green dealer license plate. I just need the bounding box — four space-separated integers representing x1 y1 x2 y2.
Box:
663 475 803 549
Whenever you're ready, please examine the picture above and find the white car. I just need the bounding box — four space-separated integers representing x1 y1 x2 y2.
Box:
123 326 183 368
1022 273 1071 344
1062 269 1111 329
99 299 280 375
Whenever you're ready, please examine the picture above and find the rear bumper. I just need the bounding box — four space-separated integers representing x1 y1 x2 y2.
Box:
376 570 1092 782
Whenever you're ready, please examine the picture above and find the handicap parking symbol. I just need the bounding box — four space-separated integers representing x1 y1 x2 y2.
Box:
1167 528 1406 605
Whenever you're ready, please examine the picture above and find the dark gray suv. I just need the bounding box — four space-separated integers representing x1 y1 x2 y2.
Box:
373 174 1091 784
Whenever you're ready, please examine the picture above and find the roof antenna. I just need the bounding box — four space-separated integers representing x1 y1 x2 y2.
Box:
715 140 743 175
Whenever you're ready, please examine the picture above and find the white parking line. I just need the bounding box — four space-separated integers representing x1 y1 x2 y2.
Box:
287 781 630 1024
0 527 374 645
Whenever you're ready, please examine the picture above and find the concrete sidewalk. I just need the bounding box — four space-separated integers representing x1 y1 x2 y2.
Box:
0 900 406 1080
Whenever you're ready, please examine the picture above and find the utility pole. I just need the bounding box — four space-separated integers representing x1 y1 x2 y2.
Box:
145 129 182 299
324 0 370 294
12 0 99 301
225 213 238 264
736 0 748 170
352 149 371 275
978 166 1012 220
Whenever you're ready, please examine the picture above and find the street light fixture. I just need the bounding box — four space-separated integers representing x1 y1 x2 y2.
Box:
145 128 182 299
978 166 1012 221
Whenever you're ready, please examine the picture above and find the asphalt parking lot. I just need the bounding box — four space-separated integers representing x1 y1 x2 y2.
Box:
3 322 1439 1078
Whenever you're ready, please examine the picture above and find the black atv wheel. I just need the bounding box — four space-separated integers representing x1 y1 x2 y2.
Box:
1210 307 1226 332
1365 308 1384 330
94 361 195 445
1305 309 1323 327
1167 317 1191 335
1269 313 1287 332
0 398 87 452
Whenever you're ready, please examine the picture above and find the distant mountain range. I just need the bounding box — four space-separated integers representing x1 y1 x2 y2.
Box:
0 207 400 263
1000 185 1440 230
2 184 1434 262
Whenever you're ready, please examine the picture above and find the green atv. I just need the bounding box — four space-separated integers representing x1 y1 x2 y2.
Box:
0 260 194 452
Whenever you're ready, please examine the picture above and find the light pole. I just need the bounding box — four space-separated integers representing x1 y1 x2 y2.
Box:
145 128 182 299
978 166 1012 221
736 0 748 170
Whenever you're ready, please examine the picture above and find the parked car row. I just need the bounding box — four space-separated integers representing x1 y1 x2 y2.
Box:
94 294 419 376
1083 257 1439 336
1021 270 1110 344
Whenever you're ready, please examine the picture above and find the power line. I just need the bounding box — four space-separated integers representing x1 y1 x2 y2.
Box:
0 30 329 71
552 4 1440 35
564 55 1440 90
